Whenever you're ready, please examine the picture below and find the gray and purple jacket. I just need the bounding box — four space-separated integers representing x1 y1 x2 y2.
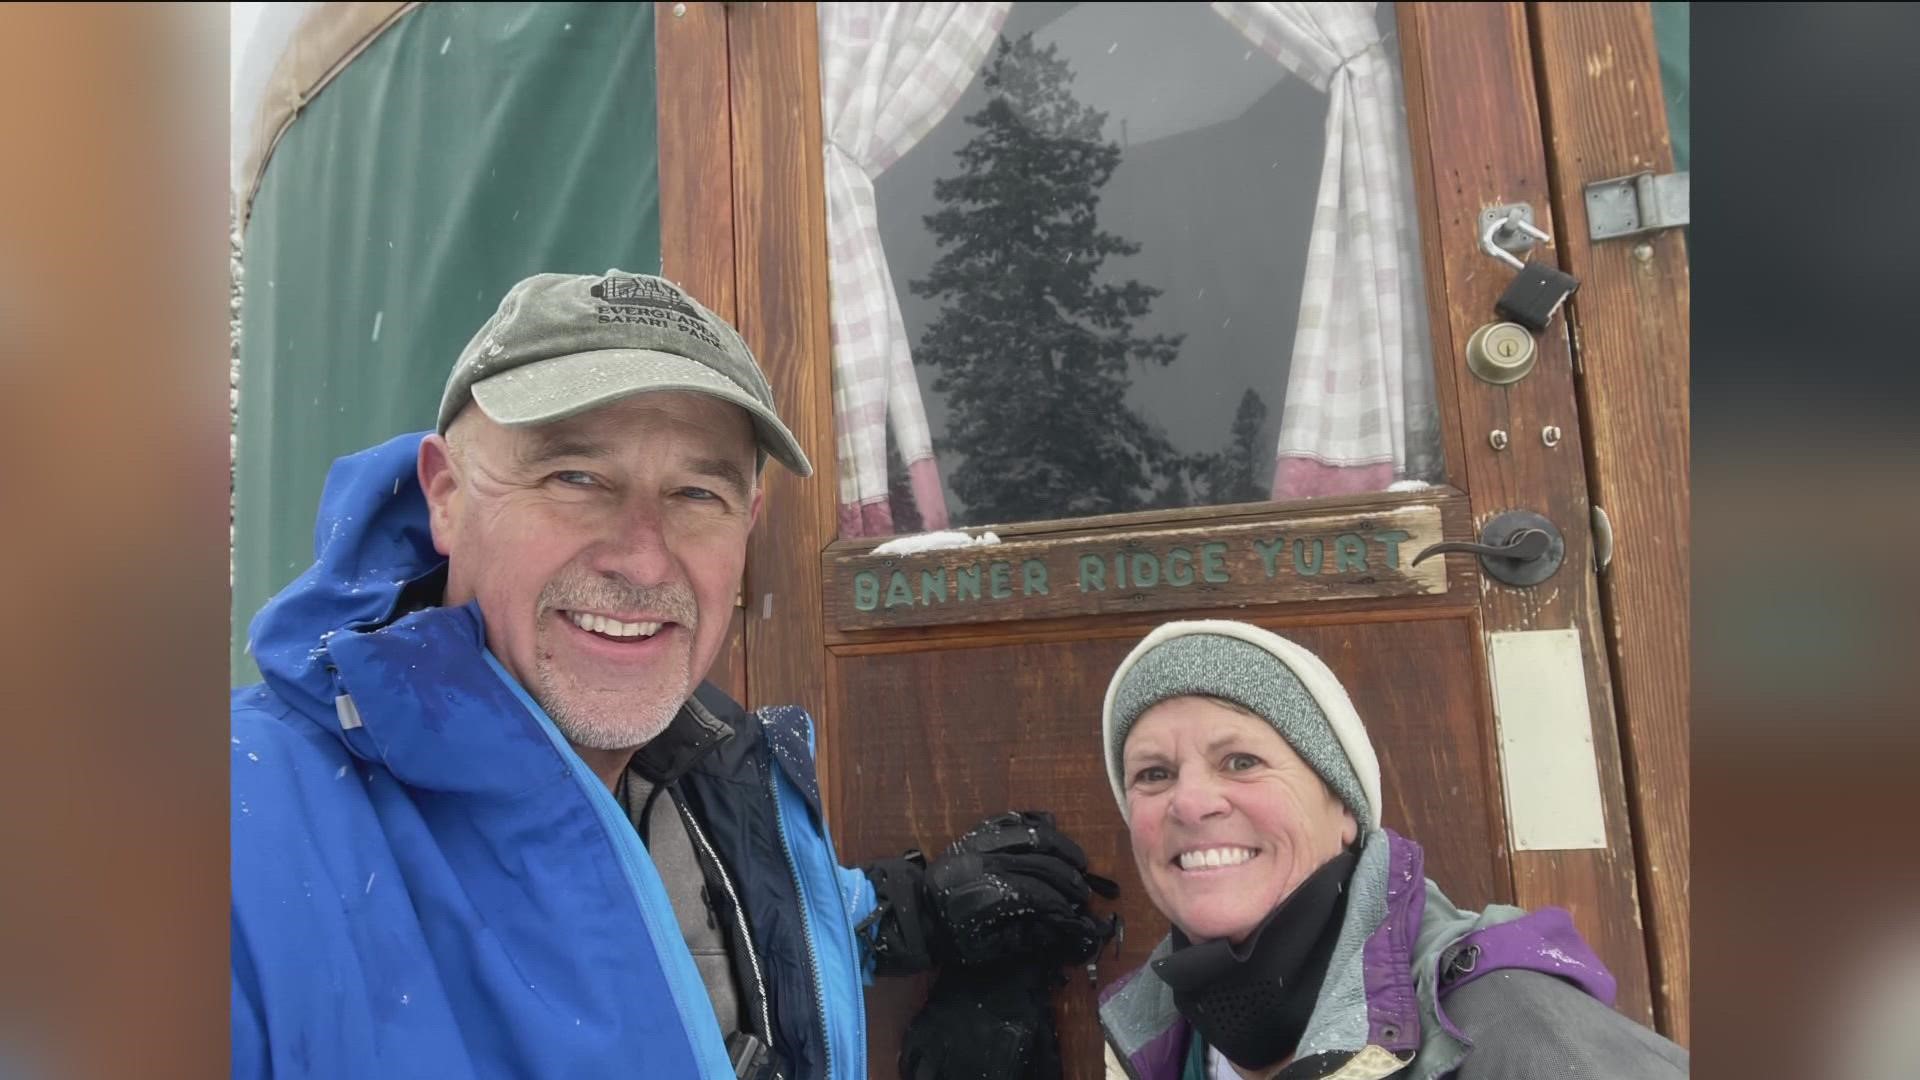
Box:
1098 830 1624 1080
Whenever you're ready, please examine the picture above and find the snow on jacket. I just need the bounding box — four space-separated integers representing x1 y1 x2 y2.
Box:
230 431 877 1079
1099 829 1686 1080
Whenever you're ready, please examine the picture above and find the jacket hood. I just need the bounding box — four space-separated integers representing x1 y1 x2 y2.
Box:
245 430 455 737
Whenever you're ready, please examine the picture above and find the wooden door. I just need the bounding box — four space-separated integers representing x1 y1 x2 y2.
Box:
674 3 1686 1074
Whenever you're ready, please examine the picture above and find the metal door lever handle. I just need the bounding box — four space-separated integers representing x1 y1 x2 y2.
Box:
1410 529 1552 566
1407 510 1567 587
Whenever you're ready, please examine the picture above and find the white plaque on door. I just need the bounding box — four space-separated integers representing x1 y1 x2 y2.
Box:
1488 629 1608 851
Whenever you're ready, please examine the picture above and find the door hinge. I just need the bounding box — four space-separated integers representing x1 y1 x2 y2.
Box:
1584 170 1689 241
1591 505 1614 572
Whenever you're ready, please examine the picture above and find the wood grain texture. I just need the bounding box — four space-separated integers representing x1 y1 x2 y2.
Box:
657 1 736 312
657 1 748 704
726 1 841 808
1530 1 1691 1044
1400 1 1652 1023
826 503 1449 631
831 615 1506 1080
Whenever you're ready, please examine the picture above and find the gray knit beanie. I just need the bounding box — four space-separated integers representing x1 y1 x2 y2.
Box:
1101 620 1382 829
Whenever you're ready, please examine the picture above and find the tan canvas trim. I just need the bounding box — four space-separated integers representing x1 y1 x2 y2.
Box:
1321 1045 1412 1080
238 2 421 228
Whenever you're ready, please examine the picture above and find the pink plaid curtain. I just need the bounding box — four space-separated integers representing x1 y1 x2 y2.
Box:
1212 2 1439 499
820 2 1012 536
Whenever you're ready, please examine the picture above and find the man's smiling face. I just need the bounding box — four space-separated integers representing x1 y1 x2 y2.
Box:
421 391 761 756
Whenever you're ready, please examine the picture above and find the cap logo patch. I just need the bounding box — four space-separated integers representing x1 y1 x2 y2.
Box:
589 275 725 351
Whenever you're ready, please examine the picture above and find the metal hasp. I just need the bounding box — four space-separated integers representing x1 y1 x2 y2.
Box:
1585 171 1689 240
1409 509 1566 587
1479 204 1553 270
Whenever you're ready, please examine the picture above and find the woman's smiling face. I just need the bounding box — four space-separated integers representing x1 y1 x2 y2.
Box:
1122 696 1357 943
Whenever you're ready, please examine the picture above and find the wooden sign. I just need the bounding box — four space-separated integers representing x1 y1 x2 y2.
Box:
825 503 1449 632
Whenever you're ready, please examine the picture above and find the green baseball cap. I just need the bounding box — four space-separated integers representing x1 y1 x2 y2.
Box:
436 270 812 477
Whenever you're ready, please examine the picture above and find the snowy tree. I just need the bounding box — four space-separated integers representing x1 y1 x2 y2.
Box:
1199 388 1269 504
1154 466 1194 511
911 33 1182 526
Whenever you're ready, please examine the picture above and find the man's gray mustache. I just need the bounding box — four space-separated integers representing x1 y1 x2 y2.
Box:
540 578 699 626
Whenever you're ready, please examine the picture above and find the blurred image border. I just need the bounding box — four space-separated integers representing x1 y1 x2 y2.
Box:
1 3 1916 1076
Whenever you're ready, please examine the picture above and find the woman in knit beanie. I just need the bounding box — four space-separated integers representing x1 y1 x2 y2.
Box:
1094 620 1687 1080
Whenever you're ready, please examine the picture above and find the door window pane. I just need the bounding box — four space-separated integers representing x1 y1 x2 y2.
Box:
822 2 1439 535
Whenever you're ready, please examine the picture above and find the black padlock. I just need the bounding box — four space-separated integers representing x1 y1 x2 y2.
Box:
1495 260 1580 332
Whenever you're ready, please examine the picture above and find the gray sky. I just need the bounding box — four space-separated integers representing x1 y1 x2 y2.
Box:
231 3 265 106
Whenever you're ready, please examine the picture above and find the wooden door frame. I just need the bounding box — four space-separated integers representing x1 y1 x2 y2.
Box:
1529 2 1691 1045
1398 1 1652 1025
656 0 752 704
723 1 843 811
714 0 1671 1041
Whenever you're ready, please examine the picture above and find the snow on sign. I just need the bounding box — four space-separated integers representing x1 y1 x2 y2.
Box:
824 500 1458 632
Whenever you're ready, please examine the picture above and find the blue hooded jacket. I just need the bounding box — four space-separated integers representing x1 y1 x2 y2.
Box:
231 432 875 1079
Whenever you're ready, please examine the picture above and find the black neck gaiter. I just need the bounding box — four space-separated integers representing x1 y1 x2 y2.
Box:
1149 849 1357 1072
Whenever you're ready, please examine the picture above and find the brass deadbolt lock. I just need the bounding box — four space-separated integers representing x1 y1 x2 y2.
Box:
1466 321 1537 385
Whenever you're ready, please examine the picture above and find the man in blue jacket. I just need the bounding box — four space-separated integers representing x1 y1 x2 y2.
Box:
231 271 1116 1079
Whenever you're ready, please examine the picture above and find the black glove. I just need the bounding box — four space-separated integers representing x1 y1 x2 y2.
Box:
898 964 1061 1080
860 811 1120 974
859 851 940 977
925 810 1121 969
